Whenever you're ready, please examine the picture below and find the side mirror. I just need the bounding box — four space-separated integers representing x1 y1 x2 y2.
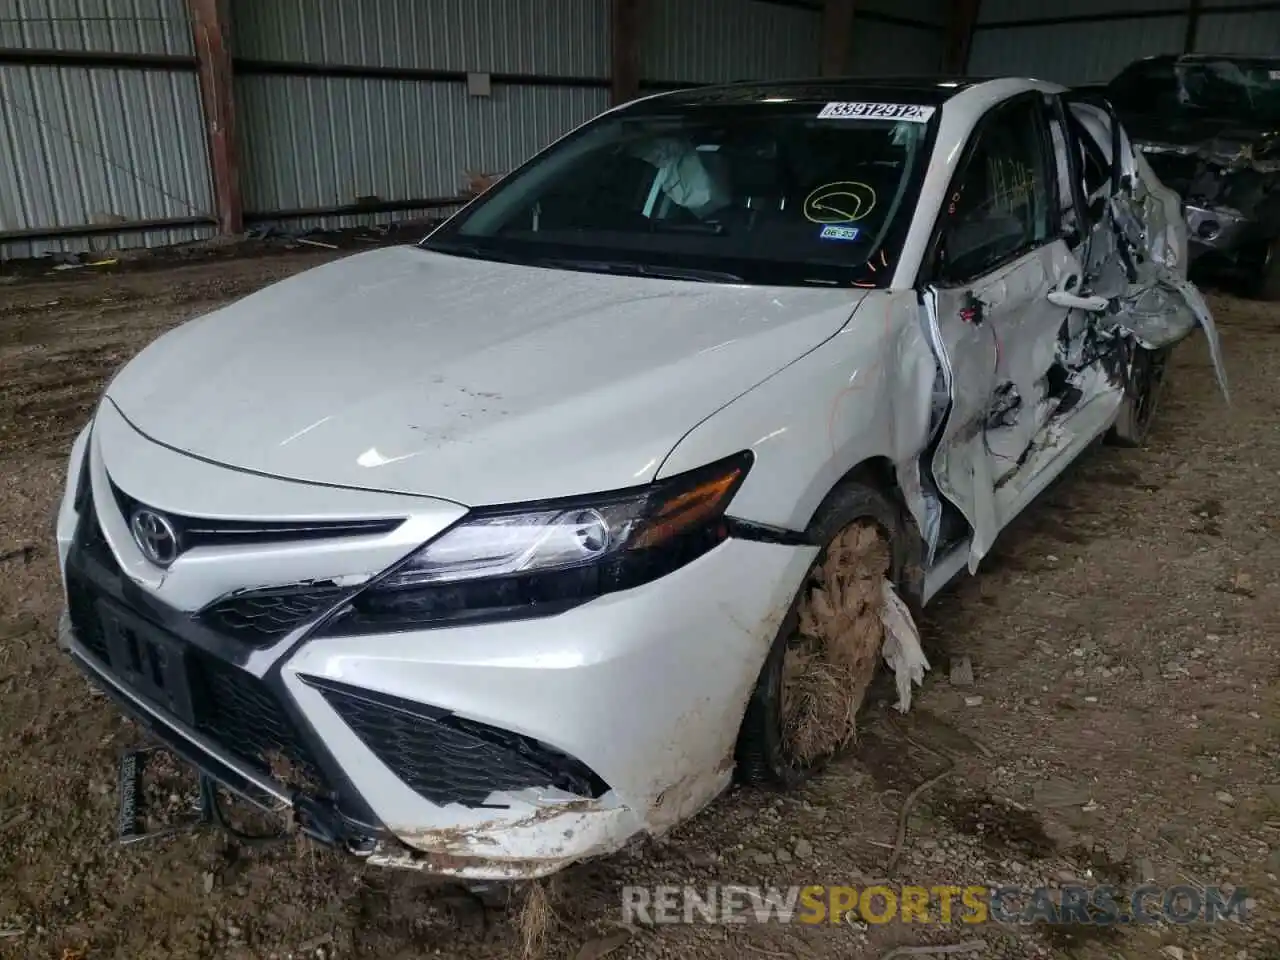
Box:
1048 289 1110 312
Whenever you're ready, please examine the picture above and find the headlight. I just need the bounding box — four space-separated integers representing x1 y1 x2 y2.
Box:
317 451 753 635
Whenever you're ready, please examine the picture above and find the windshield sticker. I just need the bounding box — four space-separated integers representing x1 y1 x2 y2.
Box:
817 102 936 123
1270 70 1280 80
819 225 861 242
804 182 878 223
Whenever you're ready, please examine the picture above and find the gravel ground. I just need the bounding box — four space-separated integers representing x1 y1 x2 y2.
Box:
0 249 1276 960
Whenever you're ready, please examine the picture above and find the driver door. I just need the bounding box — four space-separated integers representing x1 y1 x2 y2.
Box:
921 93 1081 569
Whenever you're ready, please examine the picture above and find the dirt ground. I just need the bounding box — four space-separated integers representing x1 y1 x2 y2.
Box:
0 249 1277 960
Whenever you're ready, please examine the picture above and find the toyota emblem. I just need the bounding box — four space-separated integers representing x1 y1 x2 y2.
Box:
130 508 181 567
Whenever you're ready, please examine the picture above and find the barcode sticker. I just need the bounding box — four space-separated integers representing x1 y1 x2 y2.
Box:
817 101 936 123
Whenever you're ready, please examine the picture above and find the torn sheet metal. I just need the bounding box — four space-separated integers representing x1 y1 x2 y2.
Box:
1131 151 1189 272
1069 101 1230 405
1108 269 1229 403
1098 169 1230 403
880 579 929 712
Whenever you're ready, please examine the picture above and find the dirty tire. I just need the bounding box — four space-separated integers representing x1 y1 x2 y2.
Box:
734 481 905 789
1256 237 1280 302
1107 344 1172 448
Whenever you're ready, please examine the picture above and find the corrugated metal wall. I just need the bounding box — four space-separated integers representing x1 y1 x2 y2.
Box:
236 76 606 227
640 0 820 83
233 0 611 228
969 1 1280 85
233 0 610 78
1195 5 1280 56
850 0 945 75
641 0 947 85
848 24 944 76
22 1 1274 258
0 0 215 259
970 16 1187 84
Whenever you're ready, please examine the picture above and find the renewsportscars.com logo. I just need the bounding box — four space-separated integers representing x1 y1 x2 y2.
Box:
622 884 1253 927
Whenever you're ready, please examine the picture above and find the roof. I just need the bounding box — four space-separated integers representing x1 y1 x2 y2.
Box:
632 75 983 110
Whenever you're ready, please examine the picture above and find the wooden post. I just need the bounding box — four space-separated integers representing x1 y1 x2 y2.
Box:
943 0 981 74
191 0 242 235
1183 0 1203 53
821 0 855 78
611 0 641 106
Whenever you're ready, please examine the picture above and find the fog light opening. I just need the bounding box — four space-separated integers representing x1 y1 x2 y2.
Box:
1197 219 1221 241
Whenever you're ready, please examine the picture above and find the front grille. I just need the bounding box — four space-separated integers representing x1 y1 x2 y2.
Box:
110 481 403 551
199 584 348 645
307 677 608 807
67 491 332 796
69 590 330 794
189 651 328 792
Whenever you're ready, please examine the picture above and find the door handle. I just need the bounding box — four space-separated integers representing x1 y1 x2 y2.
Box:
1047 290 1110 312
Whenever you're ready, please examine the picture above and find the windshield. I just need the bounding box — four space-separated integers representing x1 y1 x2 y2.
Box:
1110 58 1280 125
421 102 937 287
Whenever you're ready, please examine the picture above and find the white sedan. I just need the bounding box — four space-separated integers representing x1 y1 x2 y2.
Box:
55 75 1226 880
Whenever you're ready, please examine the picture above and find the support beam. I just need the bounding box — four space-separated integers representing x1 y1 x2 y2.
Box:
190 0 242 236
942 0 981 74
610 0 642 106
1183 0 1203 52
821 0 855 77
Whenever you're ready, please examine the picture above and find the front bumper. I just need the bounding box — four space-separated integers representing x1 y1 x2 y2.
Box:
57 425 815 879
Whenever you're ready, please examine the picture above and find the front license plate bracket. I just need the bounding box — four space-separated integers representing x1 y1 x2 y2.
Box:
98 601 197 726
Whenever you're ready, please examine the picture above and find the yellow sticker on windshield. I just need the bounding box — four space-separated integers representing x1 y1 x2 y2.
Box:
804 182 878 224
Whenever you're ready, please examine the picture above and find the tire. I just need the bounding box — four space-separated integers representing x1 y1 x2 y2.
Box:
1107 343 1172 448
1255 237 1280 302
734 480 909 789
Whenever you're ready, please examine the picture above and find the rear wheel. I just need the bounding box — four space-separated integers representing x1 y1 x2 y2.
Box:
734 482 904 788
1107 343 1171 448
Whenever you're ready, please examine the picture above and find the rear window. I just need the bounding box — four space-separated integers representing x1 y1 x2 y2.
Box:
1110 58 1280 124
422 101 939 287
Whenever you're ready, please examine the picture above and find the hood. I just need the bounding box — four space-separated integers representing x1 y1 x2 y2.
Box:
106 246 869 505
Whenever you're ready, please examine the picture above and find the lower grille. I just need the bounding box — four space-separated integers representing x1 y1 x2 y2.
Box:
199 584 347 645
66 571 110 664
188 652 329 793
66 545 330 795
307 677 608 807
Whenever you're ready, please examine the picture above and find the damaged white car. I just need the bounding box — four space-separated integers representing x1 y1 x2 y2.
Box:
55 76 1226 880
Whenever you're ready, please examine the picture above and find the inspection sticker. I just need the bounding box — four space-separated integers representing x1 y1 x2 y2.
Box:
817 101 936 123
1271 70 1280 80
819 225 860 241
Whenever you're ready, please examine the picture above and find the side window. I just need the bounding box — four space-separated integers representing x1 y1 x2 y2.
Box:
1108 61 1178 114
1068 115 1111 200
938 98 1054 283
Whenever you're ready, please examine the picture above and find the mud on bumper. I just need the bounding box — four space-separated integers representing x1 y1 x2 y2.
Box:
59 613 381 849
60 610 635 879
61 499 637 878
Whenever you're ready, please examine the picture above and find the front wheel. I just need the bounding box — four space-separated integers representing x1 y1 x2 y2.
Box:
734 482 905 789
1107 344 1172 448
